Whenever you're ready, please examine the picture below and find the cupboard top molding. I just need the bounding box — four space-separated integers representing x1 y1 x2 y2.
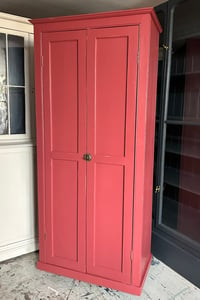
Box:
30 7 162 33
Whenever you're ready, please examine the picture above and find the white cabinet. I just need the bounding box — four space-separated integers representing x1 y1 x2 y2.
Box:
0 12 38 261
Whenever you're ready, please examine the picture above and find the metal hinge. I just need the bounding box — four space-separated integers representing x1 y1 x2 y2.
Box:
130 250 133 261
155 185 161 193
162 44 169 51
44 232 47 240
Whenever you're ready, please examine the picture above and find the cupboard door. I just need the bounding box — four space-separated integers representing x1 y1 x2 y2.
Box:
87 26 138 283
42 31 87 271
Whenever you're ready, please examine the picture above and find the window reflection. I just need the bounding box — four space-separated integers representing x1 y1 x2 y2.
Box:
8 35 24 86
163 125 200 243
10 87 25 134
0 33 25 136
161 0 200 245
0 33 8 134
168 38 200 122
0 87 8 135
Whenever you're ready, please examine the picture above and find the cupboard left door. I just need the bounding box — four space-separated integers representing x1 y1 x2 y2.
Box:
42 30 87 272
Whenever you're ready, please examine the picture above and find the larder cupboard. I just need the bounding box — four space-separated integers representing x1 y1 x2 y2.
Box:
31 8 161 295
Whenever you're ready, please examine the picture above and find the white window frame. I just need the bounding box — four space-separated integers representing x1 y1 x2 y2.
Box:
0 13 35 145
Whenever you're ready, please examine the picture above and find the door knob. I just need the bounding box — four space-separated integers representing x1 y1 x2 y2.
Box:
83 153 92 161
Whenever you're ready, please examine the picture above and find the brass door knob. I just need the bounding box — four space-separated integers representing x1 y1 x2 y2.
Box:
83 153 92 161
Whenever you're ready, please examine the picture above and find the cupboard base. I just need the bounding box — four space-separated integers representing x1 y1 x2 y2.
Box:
37 256 152 296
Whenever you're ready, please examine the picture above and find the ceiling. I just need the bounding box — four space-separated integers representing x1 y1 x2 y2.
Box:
0 0 166 19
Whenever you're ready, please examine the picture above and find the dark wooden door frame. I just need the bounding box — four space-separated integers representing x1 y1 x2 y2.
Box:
152 0 200 288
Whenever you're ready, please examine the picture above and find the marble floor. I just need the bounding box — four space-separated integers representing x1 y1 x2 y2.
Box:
0 252 199 300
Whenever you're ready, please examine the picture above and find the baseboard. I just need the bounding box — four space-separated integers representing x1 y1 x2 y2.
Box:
152 230 200 288
37 260 143 296
0 237 39 262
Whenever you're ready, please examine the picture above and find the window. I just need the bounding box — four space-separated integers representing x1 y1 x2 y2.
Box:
0 31 28 138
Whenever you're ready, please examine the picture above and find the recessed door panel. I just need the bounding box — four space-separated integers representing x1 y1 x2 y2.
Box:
87 26 138 283
52 160 78 261
50 40 78 153
95 36 128 157
93 163 125 272
42 30 86 271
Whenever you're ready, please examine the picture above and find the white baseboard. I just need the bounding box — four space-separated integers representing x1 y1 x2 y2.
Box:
0 237 39 262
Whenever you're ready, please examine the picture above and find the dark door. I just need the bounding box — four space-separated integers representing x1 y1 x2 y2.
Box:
153 0 200 287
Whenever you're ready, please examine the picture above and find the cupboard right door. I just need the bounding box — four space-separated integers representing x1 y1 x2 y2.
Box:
86 26 139 283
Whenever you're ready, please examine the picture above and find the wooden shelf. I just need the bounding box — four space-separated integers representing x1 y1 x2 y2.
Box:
166 143 200 159
164 167 200 196
171 71 200 77
165 120 200 126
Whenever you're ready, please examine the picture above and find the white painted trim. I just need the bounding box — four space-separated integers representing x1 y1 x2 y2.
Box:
0 139 36 148
0 144 36 151
0 12 33 33
0 12 30 23
0 237 39 262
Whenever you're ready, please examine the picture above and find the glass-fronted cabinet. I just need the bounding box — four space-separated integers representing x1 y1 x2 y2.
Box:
0 12 37 263
153 0 200 287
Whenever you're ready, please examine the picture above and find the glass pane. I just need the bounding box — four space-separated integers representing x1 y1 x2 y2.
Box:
0 33 8 134
162 124 200 243
0 86 8 134
9 87 25 134
168 0 200 122
160 0 200 247
0 33 7 85
8 35 24 86
167 39 200 122
156 10 165 121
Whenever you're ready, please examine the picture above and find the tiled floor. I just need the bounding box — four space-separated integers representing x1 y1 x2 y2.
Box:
0 252 199 299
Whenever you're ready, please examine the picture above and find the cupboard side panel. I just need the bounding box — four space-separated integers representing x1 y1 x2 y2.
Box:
132 17 151 286
142 21 159 276
34 28 46 262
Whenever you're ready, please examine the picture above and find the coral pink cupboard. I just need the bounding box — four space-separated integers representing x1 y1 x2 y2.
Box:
31 8 161 295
